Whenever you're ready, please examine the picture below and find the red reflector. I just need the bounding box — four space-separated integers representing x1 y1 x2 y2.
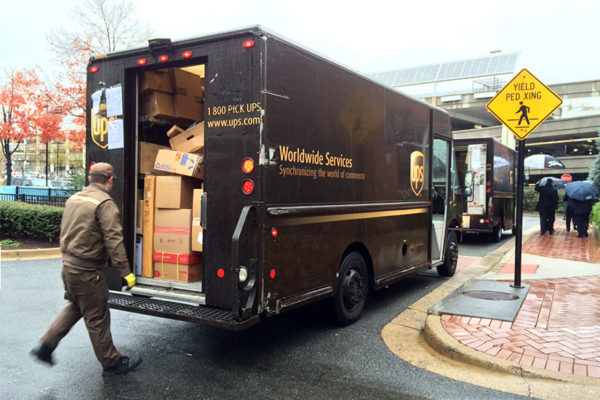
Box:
242 179 254 195
137 58 147 65
242 158 255 173
159 55 169 62
182 51 193 58
89 66 99 73
243 40 255 48
270 269 276 279
271 228 278 238
217 268 225 278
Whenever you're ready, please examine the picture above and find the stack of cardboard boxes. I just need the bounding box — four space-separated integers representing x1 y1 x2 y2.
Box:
137 67 205 283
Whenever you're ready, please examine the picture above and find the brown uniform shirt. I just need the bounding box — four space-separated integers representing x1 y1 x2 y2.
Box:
60 183 130 277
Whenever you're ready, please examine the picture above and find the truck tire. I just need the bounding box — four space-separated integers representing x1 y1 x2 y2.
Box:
492 225 503 242
437 231 458 277
334 252 369 326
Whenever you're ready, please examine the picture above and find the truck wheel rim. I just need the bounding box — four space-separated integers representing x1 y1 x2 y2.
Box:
342 269 364 310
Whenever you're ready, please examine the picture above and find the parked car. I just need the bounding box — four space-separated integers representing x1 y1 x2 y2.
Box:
5 177 48 187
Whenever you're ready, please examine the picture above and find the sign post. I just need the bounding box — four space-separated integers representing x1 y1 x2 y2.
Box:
486 68 562 288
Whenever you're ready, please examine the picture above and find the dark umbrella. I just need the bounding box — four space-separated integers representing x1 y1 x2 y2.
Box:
524 154 566 169
564 181 598 201
538 176 568 189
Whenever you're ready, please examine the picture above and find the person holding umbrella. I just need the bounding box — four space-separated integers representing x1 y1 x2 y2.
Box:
563 193 576 232
535 178 559 235
572 199 592 238
564 180 599 238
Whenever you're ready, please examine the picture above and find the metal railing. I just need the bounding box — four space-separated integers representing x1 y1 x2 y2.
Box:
0 187 78 207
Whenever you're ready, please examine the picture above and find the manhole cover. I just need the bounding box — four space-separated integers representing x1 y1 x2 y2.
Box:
459 290 519 301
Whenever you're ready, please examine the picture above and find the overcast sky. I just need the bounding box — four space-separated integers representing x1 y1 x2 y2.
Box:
2 0 598 85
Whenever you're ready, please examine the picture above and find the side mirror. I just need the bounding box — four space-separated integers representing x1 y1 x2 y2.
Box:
464 187 473 197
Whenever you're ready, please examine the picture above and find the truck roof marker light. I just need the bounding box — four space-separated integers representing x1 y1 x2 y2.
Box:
137 58 147 66
217 268 225 278
243 40 255 48
271 228 278 238
90 66 99 73
242 179 254 195
270 269 276 279
182 51 193 58
242 158 255 173
159 55 169 62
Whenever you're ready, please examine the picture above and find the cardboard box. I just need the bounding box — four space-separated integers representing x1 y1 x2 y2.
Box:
169 122 204 154
142 176 157 278
166 125 185 139
154 209 192 254
152 252 202 265
141 70 173 94
172 68 204 122
153 149 204 179
155 175 196 209
139 142 169 174
192 189 203 252
153 261 202 282
141 91 176 121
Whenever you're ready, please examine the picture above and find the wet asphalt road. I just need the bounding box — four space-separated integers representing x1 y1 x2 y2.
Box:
1 250 529 399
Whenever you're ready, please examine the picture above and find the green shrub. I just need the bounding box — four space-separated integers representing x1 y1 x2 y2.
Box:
592 202 600 235
0 202 63 242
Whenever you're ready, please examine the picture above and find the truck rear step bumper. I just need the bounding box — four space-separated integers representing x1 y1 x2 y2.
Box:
108 292 260 330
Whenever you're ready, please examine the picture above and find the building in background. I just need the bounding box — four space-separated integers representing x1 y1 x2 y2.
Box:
371 52 600 183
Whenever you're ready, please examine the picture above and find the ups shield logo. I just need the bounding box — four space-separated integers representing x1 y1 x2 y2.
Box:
410 151 425 197
91 104 108 149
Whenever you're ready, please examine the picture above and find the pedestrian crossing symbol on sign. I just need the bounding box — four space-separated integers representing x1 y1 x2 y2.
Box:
486 68 562 140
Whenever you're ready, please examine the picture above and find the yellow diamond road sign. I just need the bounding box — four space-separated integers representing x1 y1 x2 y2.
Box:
486 68 562 140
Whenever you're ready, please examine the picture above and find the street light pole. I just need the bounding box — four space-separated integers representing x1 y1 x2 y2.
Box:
45 142 49 186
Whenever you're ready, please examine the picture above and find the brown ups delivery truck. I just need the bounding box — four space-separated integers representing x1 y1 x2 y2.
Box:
86 26 459 329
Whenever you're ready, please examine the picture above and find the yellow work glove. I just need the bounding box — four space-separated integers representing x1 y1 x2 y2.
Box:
124 273 136 289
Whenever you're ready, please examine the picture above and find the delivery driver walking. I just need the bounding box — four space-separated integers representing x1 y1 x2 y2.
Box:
30 162 142 376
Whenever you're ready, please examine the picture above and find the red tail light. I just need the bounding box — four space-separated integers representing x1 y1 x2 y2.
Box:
486 181 491 186
217 268 225 278
271 228 278 238
486 188 491 194
270 269 276 279
242 179 254 195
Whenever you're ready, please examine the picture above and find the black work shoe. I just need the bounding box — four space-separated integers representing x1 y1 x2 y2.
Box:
30 342 55 366
102 355 142 376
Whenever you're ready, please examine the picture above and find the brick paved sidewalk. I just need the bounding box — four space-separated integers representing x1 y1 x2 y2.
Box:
443 223 600 378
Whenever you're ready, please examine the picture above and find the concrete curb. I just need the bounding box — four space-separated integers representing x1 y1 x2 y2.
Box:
1 247 61 260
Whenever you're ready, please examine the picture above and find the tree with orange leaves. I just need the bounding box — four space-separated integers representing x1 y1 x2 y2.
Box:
0 70 63 185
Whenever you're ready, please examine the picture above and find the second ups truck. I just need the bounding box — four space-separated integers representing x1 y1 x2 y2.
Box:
454 138 516 242
86 26 460 329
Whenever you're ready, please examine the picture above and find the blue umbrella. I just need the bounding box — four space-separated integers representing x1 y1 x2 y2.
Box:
564 181 598 201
